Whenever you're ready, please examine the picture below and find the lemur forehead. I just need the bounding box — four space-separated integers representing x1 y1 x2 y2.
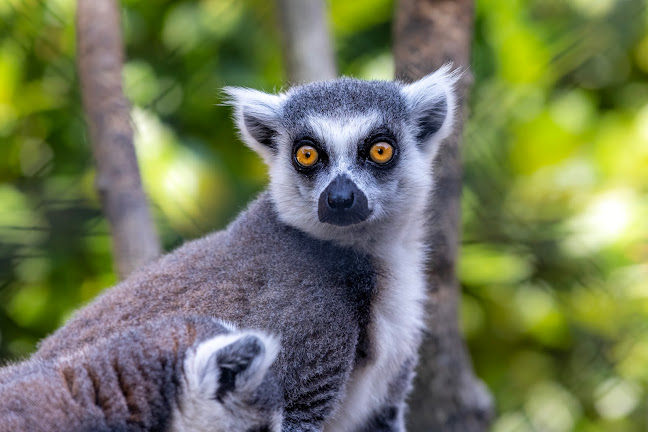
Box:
281 78 408 128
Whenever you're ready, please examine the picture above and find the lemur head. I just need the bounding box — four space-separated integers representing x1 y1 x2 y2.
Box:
175 331 283 432
225 65 459 247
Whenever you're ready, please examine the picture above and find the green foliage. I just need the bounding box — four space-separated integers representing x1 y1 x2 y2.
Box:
0 0 647 430
464 1 648 430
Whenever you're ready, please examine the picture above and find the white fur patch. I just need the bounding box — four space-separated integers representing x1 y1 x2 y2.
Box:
307 113 382 163
323 232 427 432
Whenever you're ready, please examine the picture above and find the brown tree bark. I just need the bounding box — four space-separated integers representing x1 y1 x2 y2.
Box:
276 0 337 83
77 0 160 279
393 1 494 430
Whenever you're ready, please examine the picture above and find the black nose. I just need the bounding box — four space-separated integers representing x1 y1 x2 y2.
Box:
328 186 354 210
318 175 371 226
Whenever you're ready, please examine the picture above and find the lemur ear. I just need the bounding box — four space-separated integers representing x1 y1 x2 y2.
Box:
223 87 284 164
401 64 460 155
191 332 279 400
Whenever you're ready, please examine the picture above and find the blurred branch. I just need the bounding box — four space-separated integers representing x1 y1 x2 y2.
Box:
393 0 493 430
275 0 337 82
76 0 160 279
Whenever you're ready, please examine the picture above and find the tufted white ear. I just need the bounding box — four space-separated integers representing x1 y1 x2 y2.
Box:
223 87 285 164
401 64 461 156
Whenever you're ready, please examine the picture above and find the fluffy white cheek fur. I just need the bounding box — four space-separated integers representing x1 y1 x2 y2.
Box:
369 150 433 227
269 161 322 236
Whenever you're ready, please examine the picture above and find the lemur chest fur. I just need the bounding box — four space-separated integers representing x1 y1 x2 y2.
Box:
324 241 426 432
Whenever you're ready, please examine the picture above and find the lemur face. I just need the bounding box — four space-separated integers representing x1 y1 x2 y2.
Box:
225 66 458 246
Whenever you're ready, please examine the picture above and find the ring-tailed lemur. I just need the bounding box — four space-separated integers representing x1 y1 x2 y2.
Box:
32 65 458 431
0 317 283 432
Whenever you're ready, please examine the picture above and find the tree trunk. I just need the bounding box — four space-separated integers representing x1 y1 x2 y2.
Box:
276 0 337 83
393 1 494 430
77 0 160 279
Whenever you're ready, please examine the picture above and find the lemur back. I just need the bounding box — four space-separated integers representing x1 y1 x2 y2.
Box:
34 66 458 431
0 317 282 432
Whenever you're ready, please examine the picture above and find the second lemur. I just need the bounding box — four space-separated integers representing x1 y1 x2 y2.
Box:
0 316 282 432
35 65 459 432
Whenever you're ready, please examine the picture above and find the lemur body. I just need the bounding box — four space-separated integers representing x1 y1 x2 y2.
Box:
0 317 282 432
33 67 457 431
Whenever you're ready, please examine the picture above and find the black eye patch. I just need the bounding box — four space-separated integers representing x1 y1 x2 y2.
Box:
290 136 327 175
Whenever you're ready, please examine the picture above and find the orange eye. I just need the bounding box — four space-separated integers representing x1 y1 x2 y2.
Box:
369 142 394 164
295 145 319 168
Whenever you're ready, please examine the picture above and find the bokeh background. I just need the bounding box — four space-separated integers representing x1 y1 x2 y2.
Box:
1 0 648 430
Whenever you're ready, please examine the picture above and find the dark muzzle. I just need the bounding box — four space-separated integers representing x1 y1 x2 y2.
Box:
318 175 371 226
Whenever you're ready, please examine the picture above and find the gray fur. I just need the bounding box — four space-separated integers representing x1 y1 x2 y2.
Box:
0 317 282 432
28 67 458 431
36 197 375 430
280 78 410 126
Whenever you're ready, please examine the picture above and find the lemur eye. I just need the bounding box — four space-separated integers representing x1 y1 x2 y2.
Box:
369 142 394 164
295 145 319 168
